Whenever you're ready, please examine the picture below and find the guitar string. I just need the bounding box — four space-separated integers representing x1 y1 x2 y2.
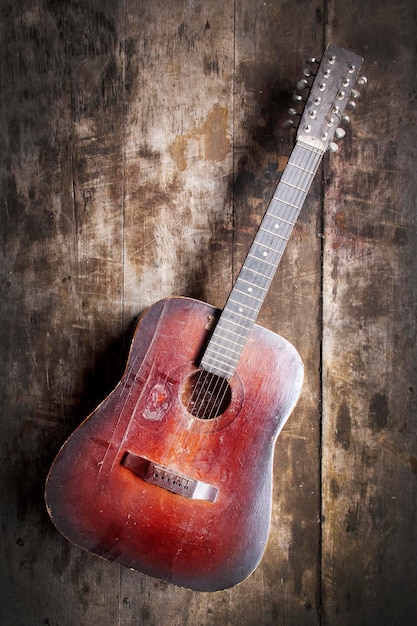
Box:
185 367 230 422
111 142 324 479
185 367 227 421
199 371 230 421
99 144 324 484
201 375 230 422
170 145 322 462
185 367 210 417
119 144 324 466
189 142 323 429
187 369 211 419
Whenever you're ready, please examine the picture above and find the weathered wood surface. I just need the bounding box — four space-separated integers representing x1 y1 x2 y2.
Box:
0 0 415 624
322 1 417 623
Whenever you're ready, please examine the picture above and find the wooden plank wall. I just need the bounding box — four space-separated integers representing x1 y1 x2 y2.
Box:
1 0 416 624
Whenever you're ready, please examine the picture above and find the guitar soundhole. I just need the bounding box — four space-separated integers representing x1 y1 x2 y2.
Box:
182 369 232 420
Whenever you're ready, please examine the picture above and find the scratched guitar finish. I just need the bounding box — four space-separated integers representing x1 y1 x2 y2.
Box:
45 45 364 591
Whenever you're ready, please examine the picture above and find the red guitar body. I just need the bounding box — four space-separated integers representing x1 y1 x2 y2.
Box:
45 296 303 591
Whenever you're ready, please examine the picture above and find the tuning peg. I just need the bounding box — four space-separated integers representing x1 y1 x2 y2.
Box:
306 57 318 65
283 119 296 129
302 68 313 77
335 128 346 139
329 142 339 152
341 114 351 124
288 107 299 117
292 93 304 103
350 88 360 99
357 76 368 87
297 78 309 91
345 100 357 111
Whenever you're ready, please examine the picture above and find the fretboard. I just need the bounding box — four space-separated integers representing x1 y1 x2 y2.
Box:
200 140 324 379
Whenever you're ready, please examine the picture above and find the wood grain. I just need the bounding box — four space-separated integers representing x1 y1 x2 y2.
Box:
322 1 417 623
0 0 416 624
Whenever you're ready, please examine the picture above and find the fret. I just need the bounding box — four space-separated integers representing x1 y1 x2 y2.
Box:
224 307 258 323
289 162 315 174
259 226 288 241
236 277 267 292
280 180 308 193
209 336 245 352
218 316 253 332
260 223 293 235
201 140 324 379
255 240 286 251
247 253 281 267
214 324 248 342
228 298 260 315
282 159 315 176
268 198 299 215
297 140 324 156
260 220 293 241
240 266 273 281
205 341 242 357
272 196 300 210
259 227 289 241
233 288 263 303
200 357 234 377
264 213 295 227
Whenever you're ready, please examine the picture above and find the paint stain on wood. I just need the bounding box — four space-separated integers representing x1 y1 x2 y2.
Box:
169 104 229 171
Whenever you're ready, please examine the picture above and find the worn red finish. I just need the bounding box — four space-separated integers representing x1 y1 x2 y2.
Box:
45 297 303 591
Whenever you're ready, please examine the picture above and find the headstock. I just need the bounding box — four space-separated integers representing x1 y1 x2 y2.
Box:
288 44 366 152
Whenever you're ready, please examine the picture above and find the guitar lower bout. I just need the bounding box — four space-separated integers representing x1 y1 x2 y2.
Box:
45 296 304 591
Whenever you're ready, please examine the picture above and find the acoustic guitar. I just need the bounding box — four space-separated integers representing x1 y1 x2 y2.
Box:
45 44 364 591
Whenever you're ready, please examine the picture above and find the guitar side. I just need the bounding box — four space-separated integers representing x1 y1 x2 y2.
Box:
45 296 303 591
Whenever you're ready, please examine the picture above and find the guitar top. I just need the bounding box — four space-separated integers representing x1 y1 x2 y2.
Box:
45 44 365 591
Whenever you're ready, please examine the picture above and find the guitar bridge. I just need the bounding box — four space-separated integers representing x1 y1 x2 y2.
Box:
121 451 218 503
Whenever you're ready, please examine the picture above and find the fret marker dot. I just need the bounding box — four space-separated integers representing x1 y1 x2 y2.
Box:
248 287 253 292
239 307 243 313
275 223 279 229
263 251 268 257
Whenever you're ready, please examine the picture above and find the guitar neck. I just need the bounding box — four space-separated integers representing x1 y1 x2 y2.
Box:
201 139 324 379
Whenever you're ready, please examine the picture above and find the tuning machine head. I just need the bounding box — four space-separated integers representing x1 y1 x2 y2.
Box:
296 78 309 91
334 127 346 139
284 44 366 148
345 100 357 111
283 119 296 129
328 74 367 151
289 61 318 121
